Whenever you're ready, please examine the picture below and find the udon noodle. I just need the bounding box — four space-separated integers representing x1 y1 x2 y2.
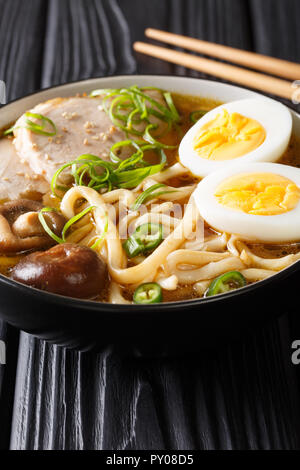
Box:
59 156 300 303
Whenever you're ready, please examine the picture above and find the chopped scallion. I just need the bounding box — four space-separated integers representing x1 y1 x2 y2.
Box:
130 183 177 211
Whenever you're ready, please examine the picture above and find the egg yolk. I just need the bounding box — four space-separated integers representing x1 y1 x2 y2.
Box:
193 109 266 161
215 173 300 215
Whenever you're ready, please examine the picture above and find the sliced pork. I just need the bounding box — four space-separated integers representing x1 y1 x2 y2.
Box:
0 138 49 200
13 96 126 182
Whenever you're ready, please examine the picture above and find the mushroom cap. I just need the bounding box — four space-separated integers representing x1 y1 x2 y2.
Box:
0 199 66 254
11 243 108 299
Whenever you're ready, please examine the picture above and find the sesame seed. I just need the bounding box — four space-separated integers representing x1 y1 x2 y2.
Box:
83 138 89 145
62 111 78 120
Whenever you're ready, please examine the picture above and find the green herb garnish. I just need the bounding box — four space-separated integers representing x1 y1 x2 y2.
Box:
90 214 108 250
51 143 167 198
189 110 207 124
89 85 180 137
4 112 57 136
38 206 105 247
123 223 163 258
38 207 64 244
130 183 177 211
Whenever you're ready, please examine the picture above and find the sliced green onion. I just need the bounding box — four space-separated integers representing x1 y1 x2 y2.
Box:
163 92 180 122
114 167 152 189
131 183 177 211
24 112 57 136
109 140 144 165
51 143 167 197
39 206 96 245
89 85 180 139
133 282 163 304
3 126 16 136
90 214 108 250
38 208 63 244
143 124 177 149
61 206 95 241
4 112 57 137
205 271 247 297
189 110 207 124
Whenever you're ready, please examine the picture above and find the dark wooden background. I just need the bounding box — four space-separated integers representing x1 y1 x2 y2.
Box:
1 0 300 450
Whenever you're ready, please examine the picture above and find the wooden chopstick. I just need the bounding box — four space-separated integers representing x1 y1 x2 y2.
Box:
145 28 300 81
133 42 293 100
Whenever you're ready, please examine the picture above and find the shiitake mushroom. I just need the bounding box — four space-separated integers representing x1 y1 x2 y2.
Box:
0 199 66 253
11 243 108 299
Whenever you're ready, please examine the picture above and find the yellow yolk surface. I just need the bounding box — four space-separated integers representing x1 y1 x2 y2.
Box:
215 173 300 215
193 109 266 161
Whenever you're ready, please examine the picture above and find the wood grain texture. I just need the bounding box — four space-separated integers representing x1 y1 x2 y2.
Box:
41 0 136 87
0 0 47 450
10 320 300 450
0 0 299 450
249 0 300 61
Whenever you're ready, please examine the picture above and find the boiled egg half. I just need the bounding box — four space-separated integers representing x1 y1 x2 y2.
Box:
193 162 300 243
179 98 292 177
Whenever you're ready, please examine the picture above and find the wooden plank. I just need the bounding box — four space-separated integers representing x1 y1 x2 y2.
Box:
249 0 300 61
0 0 47 449
41 0 136 88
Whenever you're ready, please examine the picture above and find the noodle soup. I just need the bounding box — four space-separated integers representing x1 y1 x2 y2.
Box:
0 85 299 304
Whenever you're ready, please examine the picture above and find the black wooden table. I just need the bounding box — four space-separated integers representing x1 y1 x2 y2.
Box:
1 0 300 450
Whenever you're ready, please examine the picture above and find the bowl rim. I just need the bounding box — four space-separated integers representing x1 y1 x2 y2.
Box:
0 73 299 311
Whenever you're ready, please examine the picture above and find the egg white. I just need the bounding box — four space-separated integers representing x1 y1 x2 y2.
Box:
193 162 300 243
179 98 292 178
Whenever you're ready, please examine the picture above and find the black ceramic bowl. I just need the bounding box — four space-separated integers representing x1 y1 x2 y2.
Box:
0 75 299 355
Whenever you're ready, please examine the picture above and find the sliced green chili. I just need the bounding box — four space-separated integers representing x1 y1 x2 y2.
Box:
123 223 163 258
205 271 247 297
133 282 163 304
